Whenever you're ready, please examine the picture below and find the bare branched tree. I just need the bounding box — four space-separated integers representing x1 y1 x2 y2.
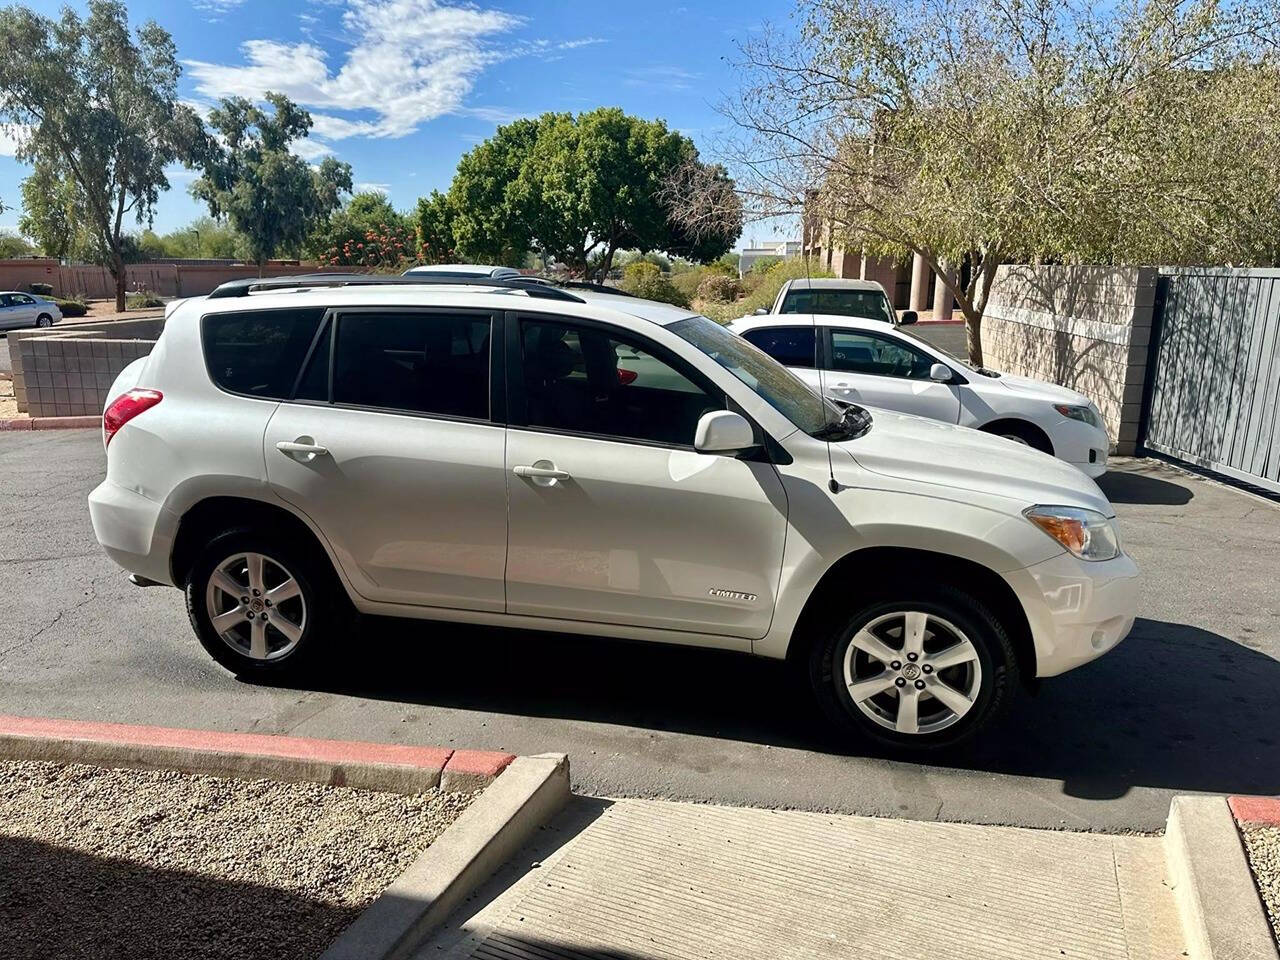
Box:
671 0 1280 364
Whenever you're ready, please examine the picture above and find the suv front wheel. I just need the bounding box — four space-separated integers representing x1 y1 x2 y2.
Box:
186 530 332 679
809 584 1019 751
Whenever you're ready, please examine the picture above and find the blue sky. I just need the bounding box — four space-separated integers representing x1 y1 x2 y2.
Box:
0 0 795 248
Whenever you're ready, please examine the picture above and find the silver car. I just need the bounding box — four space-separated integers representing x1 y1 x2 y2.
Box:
0 291 62 330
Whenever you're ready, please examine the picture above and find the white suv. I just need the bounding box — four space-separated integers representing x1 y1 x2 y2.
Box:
89 275 1138 750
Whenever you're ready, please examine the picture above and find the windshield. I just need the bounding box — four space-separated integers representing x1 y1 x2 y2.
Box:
670 316 866 440
780 289 894 323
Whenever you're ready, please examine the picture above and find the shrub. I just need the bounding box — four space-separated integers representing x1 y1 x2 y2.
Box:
701 257 832 324
670 267 707 302
750 255 783 275
696 273 742 303
621 263 691 309
126 292 164 309
54 298 88 317
29 282 53 296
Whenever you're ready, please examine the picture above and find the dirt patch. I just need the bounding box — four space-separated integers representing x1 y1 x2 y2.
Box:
1241 824 1280 947
0 759 473 959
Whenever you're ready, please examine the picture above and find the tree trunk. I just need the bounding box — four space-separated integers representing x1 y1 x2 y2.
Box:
963 309 984 368
258 258 265 279
112 252 126 313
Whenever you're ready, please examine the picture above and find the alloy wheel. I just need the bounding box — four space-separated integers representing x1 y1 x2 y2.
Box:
842 610 982 735
204 552 306 661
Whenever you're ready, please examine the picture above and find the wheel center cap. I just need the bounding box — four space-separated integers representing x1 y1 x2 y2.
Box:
249 598 265 613
901 663 921 681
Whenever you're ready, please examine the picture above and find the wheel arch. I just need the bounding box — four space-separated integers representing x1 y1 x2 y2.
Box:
783 546 1036 688
170 495 352 612
977 417 1054 455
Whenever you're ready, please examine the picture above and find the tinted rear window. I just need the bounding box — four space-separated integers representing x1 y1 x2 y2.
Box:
741 326 816 368
202 309 325 399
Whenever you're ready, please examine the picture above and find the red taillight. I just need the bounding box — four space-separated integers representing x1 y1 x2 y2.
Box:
103 389 162 446
617 368 638 385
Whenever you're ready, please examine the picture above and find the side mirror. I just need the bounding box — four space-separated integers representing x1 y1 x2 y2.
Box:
929 362 953 382
753 307 769 316
694 410 756 454
898 310 918 325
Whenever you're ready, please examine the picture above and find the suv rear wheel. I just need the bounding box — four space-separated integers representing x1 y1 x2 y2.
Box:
809 584 1018 751
185 530 332 679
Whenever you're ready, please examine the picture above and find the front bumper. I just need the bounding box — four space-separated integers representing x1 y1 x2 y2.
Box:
1008 549 1139 677
87 479 178 586
1050 416 1110 478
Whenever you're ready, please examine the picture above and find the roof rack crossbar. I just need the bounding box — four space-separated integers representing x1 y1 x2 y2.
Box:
206 273 586 303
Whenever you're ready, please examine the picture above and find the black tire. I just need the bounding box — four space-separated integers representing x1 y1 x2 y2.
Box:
35 314 52 328
982 419 1053 455
185 528 335 680
808 583 1019 752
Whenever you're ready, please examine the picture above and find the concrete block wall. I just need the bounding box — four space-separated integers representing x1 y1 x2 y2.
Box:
982 265 1158 454
11 317 164 412
18 335 157 418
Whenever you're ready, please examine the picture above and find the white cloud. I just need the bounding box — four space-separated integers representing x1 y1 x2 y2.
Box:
185 0 523 141
290 137 336 161
624 65 702 93
193 0 247 21
354 181 390 194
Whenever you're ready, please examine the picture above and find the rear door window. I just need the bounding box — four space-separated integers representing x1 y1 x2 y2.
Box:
202 309 326 399
332 311 491 420
740 326 817 368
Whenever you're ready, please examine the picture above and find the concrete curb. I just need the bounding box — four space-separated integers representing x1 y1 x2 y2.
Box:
321 753 571 960
1164 795 1279 960
0 415 99 431
0 714 514 795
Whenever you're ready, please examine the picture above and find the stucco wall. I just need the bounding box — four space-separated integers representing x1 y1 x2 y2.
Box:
982 265 1157 454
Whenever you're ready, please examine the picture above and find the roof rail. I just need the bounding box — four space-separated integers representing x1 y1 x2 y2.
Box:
558 280 637 297
206 273 586 303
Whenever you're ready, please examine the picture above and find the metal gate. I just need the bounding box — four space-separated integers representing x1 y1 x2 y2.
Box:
1143 268 1280 494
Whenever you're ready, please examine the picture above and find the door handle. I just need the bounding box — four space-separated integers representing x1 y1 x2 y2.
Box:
514 461 570 483
276 438 329 459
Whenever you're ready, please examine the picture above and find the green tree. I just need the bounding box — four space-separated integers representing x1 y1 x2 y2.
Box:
0 230 34 258
448 117 543 266
17 160 95 259
447 109 741 281
0 0 203 309
306 191 406 260
710 0 1280 364
154 217 251 260
190 93 352 273
412 190 458 264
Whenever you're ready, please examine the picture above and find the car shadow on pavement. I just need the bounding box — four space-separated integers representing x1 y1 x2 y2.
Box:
0 834 356 960
289 614 1279 802
1097 469 1193 505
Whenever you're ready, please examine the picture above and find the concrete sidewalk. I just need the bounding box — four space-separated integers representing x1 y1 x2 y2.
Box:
420 798 1185 960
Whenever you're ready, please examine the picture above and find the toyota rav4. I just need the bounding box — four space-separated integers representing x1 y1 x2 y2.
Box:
89 275 1138 750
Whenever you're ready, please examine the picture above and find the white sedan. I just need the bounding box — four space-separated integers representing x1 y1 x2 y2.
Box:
730 313 1110 477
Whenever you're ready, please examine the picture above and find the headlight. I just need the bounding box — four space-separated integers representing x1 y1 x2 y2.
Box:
1054 403 1101 429
1023 505 1121 561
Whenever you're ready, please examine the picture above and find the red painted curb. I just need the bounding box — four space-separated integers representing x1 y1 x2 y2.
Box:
446 749 517 778
0 713 452 771
0 415 99 431
1229 795 1280 826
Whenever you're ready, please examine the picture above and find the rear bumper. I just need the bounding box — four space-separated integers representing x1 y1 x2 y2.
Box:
1007 550 1139 677
87 479 178 586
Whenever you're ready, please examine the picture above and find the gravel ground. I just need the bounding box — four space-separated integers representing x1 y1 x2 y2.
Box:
1241 825 1280 946
0 760 472 960
0 378 16 418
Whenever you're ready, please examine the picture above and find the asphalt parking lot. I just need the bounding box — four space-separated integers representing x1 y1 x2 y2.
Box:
1 428 1277 832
